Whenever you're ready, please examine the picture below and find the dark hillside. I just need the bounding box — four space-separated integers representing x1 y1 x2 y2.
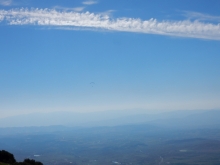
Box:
0 150 43 165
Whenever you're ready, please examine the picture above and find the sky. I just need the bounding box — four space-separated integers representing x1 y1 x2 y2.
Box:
0 0 220 118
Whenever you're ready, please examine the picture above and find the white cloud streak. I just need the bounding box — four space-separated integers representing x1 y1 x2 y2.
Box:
53 6 85 12
82 0 98 5
183 11 220 22
0 0 12 6
0 8 220 40
72 7 85 12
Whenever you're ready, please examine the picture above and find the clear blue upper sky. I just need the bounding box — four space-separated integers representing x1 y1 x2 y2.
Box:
0 0 220 117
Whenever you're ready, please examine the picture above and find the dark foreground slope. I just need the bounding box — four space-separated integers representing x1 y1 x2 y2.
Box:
0 150 43 165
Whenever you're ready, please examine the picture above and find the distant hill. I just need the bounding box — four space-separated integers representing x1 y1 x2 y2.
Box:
0 109 219 129
149 110 220 129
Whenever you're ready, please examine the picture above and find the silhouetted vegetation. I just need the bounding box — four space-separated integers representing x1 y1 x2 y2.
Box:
0 150 43 165
0 150 16 164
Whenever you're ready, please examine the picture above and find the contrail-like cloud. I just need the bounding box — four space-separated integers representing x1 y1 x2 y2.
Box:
0 8 220 40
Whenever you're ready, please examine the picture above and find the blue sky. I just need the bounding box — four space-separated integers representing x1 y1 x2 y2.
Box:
0 0 220 117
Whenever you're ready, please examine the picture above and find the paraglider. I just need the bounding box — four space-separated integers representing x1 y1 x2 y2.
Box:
90 82 95 87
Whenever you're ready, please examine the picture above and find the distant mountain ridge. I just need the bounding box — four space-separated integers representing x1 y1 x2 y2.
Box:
0 110 219 129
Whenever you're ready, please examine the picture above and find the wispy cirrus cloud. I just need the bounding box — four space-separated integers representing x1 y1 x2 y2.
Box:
0 0 13 6
100 10 115 16
72 7 85 12
0 8 220 40
183 11 220 22
82 0 98 5
53 6 85 12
